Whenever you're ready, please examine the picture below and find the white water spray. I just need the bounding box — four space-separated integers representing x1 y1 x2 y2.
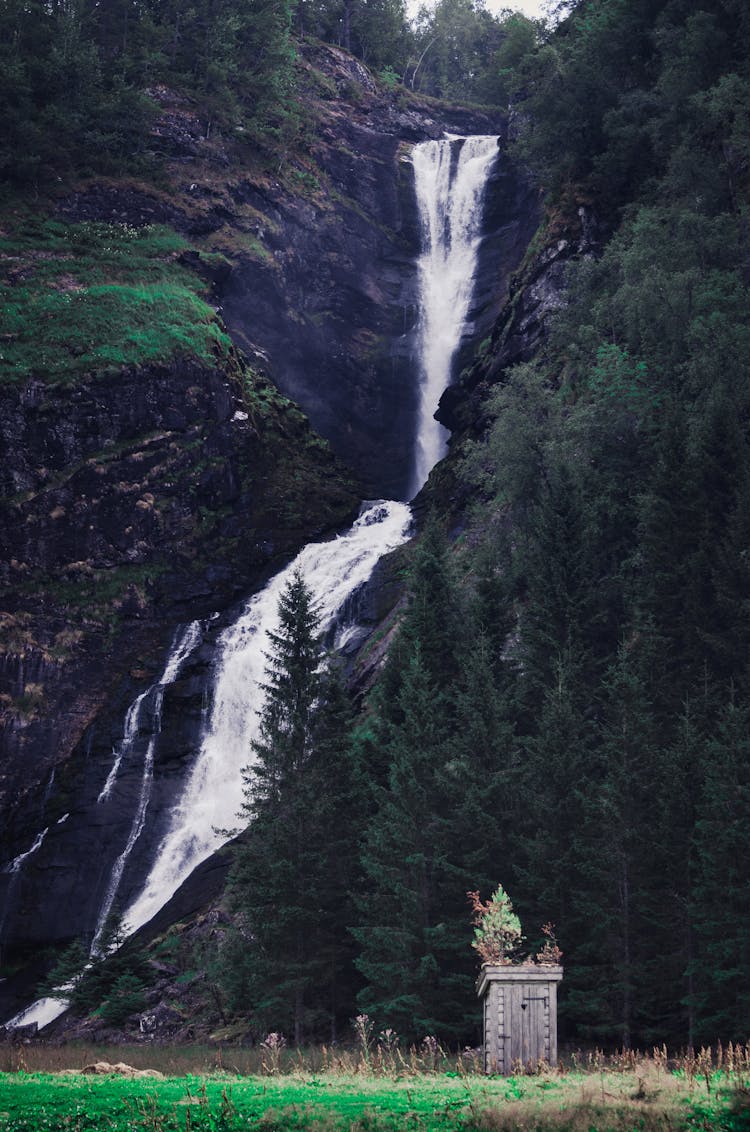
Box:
2 828 49 875
123 501 412 936
91 620 202 951
410 135 498 497
3 622 202 1032
97 695 148 804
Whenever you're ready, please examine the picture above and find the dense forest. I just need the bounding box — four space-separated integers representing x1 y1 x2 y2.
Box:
3 0 750 1053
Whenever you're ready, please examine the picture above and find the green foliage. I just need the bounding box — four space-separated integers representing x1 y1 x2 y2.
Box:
0 219 231 383
692 700 750 1040
0 0 156 186
98 973 148 1026
407 0 507 102
353 522 518 1041
378 65 401 90
39 913 149 1023
499 0 750 211
226 570 362 1043
446 0 750 1048
296 0 411 73
0 0 298 187
467 885 523 965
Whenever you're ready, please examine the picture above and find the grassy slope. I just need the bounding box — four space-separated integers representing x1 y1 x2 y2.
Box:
0 216 231 384
0 1064 740 1132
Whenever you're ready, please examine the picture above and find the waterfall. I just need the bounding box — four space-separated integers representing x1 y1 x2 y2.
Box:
90 620 202 952
410 135 499 498
2 828 49 875
97 693 148 804
3 133 498 1031
119 129 500 929
122 500 412 936
2 622 202 1032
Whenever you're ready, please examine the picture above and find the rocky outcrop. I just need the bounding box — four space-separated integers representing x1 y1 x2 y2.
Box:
218 46 520 501
51 43 534 500
437 204 606 434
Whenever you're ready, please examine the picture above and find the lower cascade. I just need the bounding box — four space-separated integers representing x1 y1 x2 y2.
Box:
4 502 412 1031
91 621 203 954
3 132 498 1031
122 500 413 937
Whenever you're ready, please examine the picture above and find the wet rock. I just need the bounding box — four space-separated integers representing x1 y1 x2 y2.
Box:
0 352 357 982
219 44 521 501
1 1022 38 1043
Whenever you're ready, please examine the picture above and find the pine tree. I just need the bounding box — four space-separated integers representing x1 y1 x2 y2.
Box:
516 463 602 706
227 569 358 1043
512 652 590 995
644 700 705 1047
354 647 448 1036
353 535 518 1042
692 695 750 1042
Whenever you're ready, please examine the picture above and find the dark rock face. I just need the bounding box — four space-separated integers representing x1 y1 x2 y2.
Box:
450 146 541 396
221 144 420 501
0 355 357 1005
219 46 529 501
437 204 605 434
0 355 355 804
0 631 214 957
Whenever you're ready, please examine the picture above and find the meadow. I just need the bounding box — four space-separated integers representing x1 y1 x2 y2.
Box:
0 216 231 385
0 1045 747 1132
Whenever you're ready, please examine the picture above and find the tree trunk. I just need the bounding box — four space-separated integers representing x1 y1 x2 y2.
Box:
342 0 352 52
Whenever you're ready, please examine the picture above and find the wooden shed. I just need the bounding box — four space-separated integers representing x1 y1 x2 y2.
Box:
476 964 563 1074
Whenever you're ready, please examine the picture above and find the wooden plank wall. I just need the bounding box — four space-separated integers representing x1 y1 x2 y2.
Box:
479 968 562 1073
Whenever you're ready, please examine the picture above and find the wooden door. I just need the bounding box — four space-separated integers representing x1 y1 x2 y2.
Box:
519 988 549 1066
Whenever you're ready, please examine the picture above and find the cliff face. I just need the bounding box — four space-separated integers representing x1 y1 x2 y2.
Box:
217 46 533 500
0 42 540 1016
437 204 605 435
0 351 357 994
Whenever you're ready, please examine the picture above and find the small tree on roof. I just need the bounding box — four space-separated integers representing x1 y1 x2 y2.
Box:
467 884 523 965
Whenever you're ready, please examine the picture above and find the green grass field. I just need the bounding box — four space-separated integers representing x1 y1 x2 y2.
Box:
0 1049 747 1132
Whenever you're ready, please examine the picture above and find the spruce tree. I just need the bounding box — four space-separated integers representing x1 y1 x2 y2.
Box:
568 639 658 1047
512 651 590 992
227 569 358 1043
354 647 457 1039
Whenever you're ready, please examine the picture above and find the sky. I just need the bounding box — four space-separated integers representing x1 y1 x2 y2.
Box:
406 0 549 20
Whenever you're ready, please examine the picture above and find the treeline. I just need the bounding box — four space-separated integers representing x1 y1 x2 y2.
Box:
0 0 544 189
0 0 299 185
453 0 750 1046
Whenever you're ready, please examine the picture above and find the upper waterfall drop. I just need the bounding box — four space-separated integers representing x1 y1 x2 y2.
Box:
409 135 499 499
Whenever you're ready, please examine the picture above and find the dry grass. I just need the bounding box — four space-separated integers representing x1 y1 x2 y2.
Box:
3 1038 750 1082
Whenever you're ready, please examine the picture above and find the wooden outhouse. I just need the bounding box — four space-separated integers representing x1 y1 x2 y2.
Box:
476 964 563 1074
